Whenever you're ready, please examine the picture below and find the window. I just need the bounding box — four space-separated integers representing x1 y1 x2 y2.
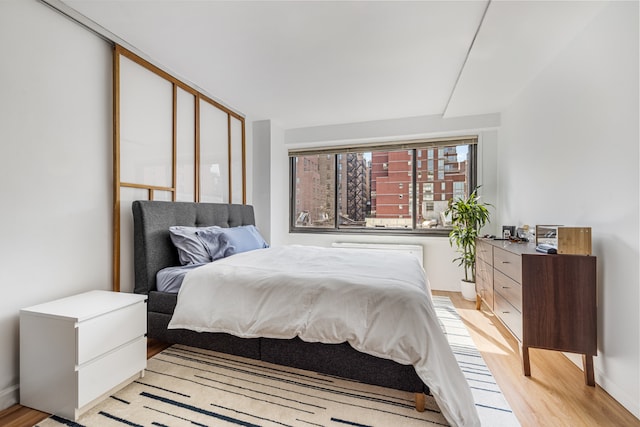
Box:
290 137 477 235
292 155 335 228
453 181 466 200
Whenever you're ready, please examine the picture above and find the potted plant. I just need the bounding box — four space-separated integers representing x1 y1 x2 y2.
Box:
445 187 491 301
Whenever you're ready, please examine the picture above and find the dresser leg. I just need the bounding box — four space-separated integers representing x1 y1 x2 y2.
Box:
522 345 531 376
475 294 482 310
583 354 595 386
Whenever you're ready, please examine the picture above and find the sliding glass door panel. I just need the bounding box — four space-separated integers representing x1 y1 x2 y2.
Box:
113 45 245 292
119 187 148 294
119 55 173 188
199 99 229 203
176 87 196 202
230 116 244 204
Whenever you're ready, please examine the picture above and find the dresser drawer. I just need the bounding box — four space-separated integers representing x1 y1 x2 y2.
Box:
476 258 493 310
77 301 146 365
494 247 522 283
494 270 522 312
494 292 522 342
77 336 146 407
476 240 493 266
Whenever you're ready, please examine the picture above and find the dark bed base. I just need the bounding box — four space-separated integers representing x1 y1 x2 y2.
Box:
147 291 427 395
133 201 428 409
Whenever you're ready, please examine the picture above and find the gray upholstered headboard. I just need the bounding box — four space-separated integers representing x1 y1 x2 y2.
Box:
132 200 256 295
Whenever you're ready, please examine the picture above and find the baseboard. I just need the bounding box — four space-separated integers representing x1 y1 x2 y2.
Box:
563 352 583 369
562 352 639 420
0 383 19 411
596 371 640 420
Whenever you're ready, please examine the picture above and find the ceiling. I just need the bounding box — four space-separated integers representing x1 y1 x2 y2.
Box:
60 0 607 129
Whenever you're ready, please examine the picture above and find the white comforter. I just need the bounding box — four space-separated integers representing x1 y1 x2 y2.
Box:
168 245 479 426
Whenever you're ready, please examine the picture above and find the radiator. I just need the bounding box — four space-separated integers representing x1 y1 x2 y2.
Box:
331 242 424 267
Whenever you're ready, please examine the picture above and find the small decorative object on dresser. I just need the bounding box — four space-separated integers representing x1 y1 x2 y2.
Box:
535 225 592 255
475 237 597 386
20 290 147 420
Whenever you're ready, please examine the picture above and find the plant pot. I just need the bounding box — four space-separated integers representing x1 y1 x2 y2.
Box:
460 280 476 301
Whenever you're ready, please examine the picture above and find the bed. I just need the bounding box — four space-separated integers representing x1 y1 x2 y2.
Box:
132 200 479 427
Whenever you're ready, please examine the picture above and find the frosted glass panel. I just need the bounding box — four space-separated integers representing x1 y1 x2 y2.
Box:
120 187 148 294
176 88 195 202
199 100 229 203
230 116 244 204
154 190 173 201
120 55 173 188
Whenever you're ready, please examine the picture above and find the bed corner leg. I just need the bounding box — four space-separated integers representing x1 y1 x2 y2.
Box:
415 392 426 412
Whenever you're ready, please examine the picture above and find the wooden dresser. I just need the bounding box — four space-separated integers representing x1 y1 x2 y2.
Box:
476 238 597 385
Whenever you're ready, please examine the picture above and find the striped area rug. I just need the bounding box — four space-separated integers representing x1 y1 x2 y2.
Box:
36 296 519 427
432 296 519 427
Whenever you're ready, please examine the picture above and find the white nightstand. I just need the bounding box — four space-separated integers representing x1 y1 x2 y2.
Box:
20 290 147 420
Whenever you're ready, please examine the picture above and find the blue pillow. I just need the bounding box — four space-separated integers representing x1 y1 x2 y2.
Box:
169 225 220 265
196 225 269 260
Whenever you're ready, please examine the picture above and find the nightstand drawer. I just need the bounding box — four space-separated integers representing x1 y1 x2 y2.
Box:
494 247 522 282
77 300 146 365
495 292 522 342
494 270 522 312
77 336 146 407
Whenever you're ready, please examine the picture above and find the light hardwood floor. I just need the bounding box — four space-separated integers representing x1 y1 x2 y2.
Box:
2 291 638 426
434 290 639 427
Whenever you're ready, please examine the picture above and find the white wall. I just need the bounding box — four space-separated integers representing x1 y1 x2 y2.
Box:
258 114 501 292
0 0 112 410
251 120 271 241
496 2 639 417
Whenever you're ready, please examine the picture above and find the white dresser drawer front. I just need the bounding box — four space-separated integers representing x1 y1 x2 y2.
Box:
494 269 522 312
476 239 493 266
77 301 146 365
494 292 523 342
77 336 146 407
494 247 522 283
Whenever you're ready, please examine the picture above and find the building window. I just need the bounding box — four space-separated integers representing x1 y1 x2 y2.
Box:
453 181 466 200
289 137 477 235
